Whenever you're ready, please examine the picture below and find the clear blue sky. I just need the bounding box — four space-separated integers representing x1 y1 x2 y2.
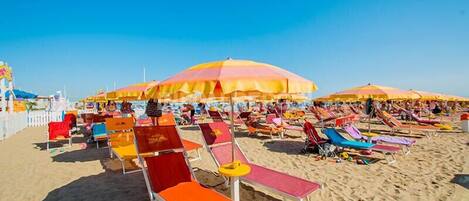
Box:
1 0 468 100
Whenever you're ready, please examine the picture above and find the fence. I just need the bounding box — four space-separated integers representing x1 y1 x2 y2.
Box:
27 110 63 127
0 112 28 140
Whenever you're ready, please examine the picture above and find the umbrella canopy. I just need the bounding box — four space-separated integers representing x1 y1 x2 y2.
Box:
5 89 37 100
328 84 419 101
146 59 318 99
84 92 108 103
409 90 446 101
107 81 158 101
146 59 317 165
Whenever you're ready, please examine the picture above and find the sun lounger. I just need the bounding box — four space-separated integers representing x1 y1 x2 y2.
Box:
133 125 230 201
199 122 321 201
105 117 139 174
208 110 225 122
47 120 72 150
323 128 400 164
343 124 415 155
375 108 438 137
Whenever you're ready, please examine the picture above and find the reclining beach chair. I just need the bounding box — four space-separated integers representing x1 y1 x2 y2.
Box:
47 120 72 151
199 122 321 201
309 106 337 126
323 128 400 164
343 124 415 155
133 125 230 201
302 121 329 155
105 117 140 174
245 116 284 139
208 110 225 122
157 113 203 161
375 108 438 137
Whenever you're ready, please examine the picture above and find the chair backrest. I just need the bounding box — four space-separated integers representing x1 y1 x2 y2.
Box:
133 125 192 193
48 122 70 140
210 143 249 165
208 110 224 122
303 121 323 145
323 128 348 144
92 123 107 136
238 112 252 119
381 111 403 127
198 122 249 165
158 113 177 126
63 113 77 128
198 122 233 146
343 125 362 140
133 126 184 154
105 117 134 132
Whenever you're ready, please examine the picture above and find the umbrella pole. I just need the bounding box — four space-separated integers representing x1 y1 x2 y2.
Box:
230 94 235 162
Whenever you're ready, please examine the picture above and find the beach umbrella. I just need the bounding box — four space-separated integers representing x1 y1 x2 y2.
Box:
409 90 446 101
84 92 108 103
329 83 419 101
5 89 37 100
106 81 158 101
146 58 317 159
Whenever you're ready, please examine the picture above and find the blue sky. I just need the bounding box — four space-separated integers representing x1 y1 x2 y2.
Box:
1 0 468 100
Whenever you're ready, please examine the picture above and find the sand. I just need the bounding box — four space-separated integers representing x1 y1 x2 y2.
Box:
0 120 468 201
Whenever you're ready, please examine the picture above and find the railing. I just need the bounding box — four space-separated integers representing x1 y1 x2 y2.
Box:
0 112 28 140
27 110 63 127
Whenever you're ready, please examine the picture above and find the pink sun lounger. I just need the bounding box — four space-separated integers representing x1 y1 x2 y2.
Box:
199 122 321 201
343 124 415 155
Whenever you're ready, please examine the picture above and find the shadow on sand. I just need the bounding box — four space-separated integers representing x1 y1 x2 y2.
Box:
263 140 305 155
42 142 282 201
451 174 469 189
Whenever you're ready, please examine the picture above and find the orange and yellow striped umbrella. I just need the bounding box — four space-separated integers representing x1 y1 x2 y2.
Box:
329 84 419 101
409 90 446 101
84 92 108 103
107 81 158 101
146 59 317 99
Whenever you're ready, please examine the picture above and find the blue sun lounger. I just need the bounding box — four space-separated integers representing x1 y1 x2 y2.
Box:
322 128 400 164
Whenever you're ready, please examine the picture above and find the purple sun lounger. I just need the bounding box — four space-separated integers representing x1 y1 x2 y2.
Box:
343 125 415 155
199 122 321 201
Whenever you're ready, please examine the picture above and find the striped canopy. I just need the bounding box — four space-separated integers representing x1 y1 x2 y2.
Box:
107 81 158 100
328 84 420 101
83 92 108 103
409 90 446 101
146 59 318 99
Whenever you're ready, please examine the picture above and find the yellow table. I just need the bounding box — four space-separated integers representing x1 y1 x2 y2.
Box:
219 161 251 201
361 132 378 143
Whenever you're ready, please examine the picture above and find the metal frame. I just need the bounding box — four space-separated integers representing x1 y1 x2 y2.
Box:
198 124 316 201
46 130 72 151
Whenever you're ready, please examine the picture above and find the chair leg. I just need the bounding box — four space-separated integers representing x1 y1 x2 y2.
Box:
122 160 126 175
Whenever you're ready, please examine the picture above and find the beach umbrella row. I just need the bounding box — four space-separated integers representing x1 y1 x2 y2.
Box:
314 84 468 102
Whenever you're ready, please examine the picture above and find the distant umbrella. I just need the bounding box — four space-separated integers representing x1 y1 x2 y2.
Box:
5 89 38 100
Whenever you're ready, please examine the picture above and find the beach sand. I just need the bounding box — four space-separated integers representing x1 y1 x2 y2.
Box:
0 120 468 201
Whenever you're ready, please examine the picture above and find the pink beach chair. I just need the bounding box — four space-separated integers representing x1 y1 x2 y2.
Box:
199 122 321 201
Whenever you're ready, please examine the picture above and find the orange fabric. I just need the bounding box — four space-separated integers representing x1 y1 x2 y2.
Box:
182 139 202 151
158 113 177 126
145 153 193 193
133 126 184 153
159 181 229 201
105 117 135 131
